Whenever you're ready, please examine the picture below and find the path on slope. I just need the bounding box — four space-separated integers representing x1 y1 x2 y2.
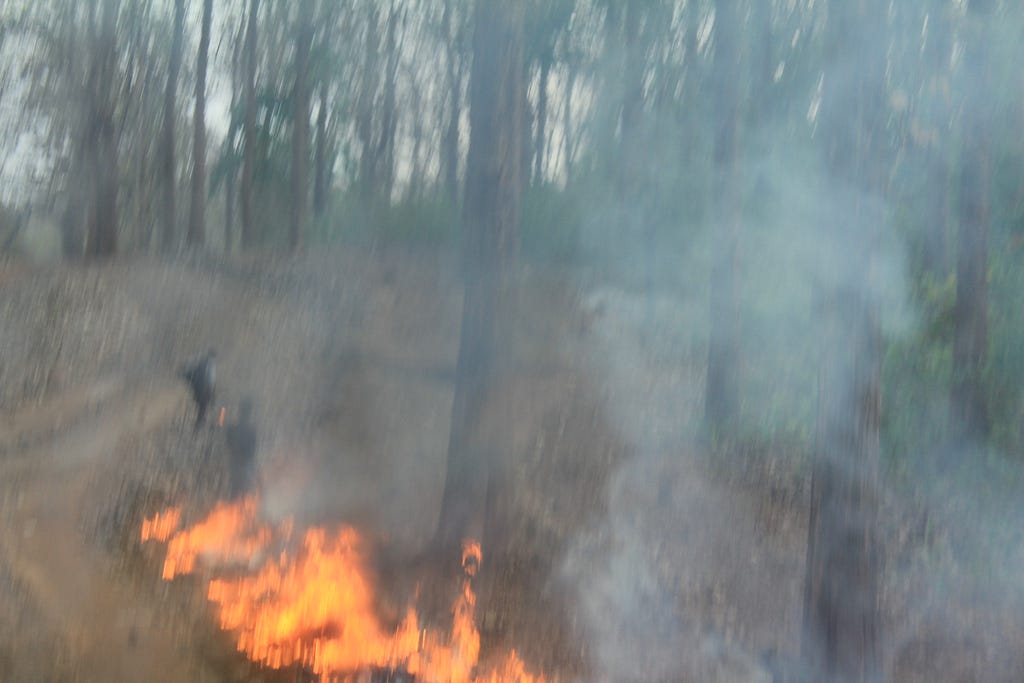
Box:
0 376 220 682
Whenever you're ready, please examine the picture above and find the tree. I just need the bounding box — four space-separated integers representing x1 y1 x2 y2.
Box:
87 0 121 258
354 2 401 204
290 0 314 251
357 5 381 201
313 80 330 219
440 0 464 205
161 0 184 252
435 0 524 551
240 0 260 249
188 0 213 248
704 0 743 432
950 0 993 443
801 1 889 679
225 15 244 252
525 0 573 184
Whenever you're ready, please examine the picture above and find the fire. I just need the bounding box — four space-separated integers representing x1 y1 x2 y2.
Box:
141 496 274 580
141 498 545 683
217 406 226 427
140 506 181 543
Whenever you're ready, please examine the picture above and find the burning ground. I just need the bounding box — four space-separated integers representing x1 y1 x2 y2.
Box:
0 251 1019 681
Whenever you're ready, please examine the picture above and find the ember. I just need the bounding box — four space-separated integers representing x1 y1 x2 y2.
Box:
142 498 545 683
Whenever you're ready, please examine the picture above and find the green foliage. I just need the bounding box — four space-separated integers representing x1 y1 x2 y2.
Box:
310 191 460 248
986 240 1024 451
520 181 583 262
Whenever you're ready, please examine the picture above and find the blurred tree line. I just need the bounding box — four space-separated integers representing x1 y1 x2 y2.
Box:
0 0 1022 678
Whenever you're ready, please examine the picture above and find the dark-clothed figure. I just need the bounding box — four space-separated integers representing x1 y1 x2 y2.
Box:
226 398 258 499
180 350 216 431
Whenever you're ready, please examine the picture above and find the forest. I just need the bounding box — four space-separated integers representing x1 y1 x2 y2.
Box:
0 0 1022 682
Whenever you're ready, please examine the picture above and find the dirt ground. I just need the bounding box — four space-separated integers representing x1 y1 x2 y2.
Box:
0 250 1020 682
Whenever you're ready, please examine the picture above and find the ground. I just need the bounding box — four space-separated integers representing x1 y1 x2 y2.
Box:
0 250 1020 682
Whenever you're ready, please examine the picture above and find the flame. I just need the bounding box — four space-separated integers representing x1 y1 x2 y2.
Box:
140 506 182 543
142 498 545 683
217 406 226 427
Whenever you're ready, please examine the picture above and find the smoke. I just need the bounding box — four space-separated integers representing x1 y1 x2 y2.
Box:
556 12 918 680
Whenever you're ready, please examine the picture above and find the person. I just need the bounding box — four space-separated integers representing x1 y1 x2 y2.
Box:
226 398 258 499
180 349 216 431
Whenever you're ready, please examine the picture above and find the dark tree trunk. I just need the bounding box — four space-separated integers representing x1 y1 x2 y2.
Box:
225 162 235 252
161 0 184 252
240 0 259 249
357 7 380 200
225 24 242 253
801 2 886 680
65 0 99 259
436 0 523 551
441 0 461 205
377 4 400 201
407 81 425 200
187 0 213 248
290 0 313 252
802 303 882 682
919 9 953 280
88 0 120 258
313 81 329 218
520 71 533 192
704 0 742 431
534 57 550 183
562 67 575 178
950 2 992 443
950 156 990 442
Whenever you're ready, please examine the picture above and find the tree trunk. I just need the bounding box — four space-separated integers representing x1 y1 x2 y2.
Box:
225 23 242 253
562 67 575 179
357 6 380 200
704 0 742 432
441 0 461 206
520 71 533 192
534 57 550 183
377 3 400 202
802 303 882 682
290 0 313 252
313 81 329 219
161 0 184 252
187 0 213 248
88 0 120 259
435 0 523 552
801 2 886 680
950 3 992 443
950 156 990 442
240 0 259 249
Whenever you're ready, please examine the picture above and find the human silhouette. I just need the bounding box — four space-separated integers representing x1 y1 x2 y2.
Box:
226 398 258 499
180 350 216 431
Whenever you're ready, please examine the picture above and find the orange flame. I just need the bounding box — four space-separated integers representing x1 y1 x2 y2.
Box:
141 498 545 683
217 406 226 427
140 506 182 543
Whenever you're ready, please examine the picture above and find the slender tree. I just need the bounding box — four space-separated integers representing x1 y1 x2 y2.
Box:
290 0 314 251
87 0 121 258
187 0 213 247
225 18 243 252
313 81 330 219
950 0 993 443
704 0 743 432
357 6 381 200
436 0 524 551
441 0 463 205
161 0 184 252
240 0 259 248
801 1 889 679
378 3 400 201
